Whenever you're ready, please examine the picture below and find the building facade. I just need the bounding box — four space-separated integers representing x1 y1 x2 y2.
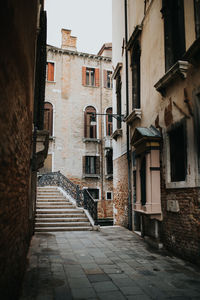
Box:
112 0 200 264
42 29 113 221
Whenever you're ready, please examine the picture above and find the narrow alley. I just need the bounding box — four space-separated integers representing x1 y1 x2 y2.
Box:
20 227 200 300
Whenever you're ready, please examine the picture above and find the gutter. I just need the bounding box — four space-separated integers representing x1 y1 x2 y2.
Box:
125 0 132 230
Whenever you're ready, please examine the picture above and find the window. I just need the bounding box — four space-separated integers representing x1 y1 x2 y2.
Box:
131 42 141 109
116 72 122 129
44 102 53 136
194 0 200 38
46 62 55 81
106 107 113 136
162 0 186 71
104 70 113 88
169 122 187 182
82 67 99 87
106 192 113 200
88 189 99 200
84 106 97 138
83 156 100 175
106 149 113 175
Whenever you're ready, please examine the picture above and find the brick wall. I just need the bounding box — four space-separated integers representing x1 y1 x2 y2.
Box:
113 153 129 227
161 167 200 265
0 1 38 298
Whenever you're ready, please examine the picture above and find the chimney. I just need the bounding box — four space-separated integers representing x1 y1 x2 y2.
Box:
61 29 77 51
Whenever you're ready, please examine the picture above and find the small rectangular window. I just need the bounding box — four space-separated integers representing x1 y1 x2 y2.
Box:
86 68 95 86
106 192 112 200
85 156 97 174
46 62 55 82
169 122 187 182
88 188 99 200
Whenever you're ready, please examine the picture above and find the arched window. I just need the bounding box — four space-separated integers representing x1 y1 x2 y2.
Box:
106 107 113 136
44 102 53 136
84 106 97 138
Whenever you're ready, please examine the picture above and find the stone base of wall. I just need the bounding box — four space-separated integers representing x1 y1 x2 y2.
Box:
161 184 200 265
113 153 129 227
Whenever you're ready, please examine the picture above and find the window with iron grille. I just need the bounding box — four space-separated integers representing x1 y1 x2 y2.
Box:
84 106 97 138
106 192 112 200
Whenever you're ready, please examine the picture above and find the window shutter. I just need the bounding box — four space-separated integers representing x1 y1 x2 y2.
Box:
82 156 86 174
95 68 100 87
104 70 107 88
48 63 54 81
82 66 86 86
96 156 100 174
84 111 87 137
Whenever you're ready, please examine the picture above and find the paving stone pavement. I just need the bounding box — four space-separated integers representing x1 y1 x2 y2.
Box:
20 226 200 300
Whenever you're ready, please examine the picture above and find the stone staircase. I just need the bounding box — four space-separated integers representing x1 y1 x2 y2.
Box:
35 186 92 232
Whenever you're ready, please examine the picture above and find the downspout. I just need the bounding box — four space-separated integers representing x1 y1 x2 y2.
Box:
125 0 132 230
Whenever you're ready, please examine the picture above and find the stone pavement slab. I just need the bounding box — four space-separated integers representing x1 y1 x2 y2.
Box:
20 227 200 299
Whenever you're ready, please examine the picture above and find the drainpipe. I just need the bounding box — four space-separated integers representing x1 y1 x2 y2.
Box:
125 0 132 230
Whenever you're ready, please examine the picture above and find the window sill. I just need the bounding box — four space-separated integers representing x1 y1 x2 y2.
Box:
106 174 113 180
49 136 55 141
154 60 190 96
82 174 100 179
134 203 162 221
82 138 101 143
83 84 98 88
111 129 122 141
125 109 142 125
46 80 56 83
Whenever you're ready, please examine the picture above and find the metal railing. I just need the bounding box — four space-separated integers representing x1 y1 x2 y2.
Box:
38 171 84 206
38 171 98 225
82 189 98 225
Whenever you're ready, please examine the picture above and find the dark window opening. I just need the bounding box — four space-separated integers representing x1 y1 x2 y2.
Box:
85 156 97 174
131 42 141 109
169 122 187 182
88 188 99 200
106 192 112 200
194 0 200 38
116 72 122 129
84 106 97 138
106 149 113 175
162 0 186 71
106 107 113 136
44 102 53 136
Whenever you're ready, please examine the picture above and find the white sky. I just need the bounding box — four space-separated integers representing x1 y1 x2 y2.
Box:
44 0 112 55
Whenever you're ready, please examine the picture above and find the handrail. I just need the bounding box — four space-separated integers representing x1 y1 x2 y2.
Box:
82 189 98 225
38 171 84 207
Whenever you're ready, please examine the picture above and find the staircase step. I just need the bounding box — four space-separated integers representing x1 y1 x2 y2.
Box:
36 186 91 232
35 227 92 232
35 222 90 227
35 217 88 222
36 213 86 218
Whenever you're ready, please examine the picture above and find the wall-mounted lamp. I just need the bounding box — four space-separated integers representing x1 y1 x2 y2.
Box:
88 112 125 126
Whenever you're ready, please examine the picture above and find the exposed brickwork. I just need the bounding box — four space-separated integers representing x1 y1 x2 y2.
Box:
113 154 129 227
0 1 38 298
161 163 200 265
